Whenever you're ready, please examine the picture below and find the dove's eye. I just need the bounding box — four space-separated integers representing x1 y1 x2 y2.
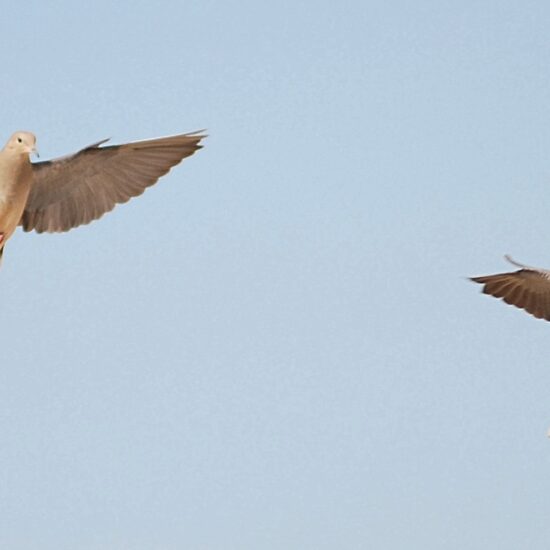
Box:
17 138 22 143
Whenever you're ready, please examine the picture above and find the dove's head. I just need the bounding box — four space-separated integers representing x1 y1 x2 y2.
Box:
4 132 38 158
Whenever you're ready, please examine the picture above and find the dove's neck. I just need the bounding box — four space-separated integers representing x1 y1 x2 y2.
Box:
1 148 30 160
0 150 31 167
0 151 32 194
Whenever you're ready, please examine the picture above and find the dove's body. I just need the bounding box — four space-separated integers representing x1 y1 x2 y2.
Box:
0 158 32 238
0 133 36 252
0 130 205 265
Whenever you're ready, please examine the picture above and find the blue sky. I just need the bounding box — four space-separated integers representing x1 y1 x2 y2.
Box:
2 1 550 548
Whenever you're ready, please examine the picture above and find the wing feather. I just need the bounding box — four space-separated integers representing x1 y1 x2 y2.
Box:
471 260 550 321
20 131 205 233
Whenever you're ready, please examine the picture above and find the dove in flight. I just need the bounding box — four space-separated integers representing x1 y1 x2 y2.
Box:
0 130 205 264
471 255 550 321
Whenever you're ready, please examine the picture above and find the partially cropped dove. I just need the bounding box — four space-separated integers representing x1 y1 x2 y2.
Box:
471 255 550 321
0 130 205 264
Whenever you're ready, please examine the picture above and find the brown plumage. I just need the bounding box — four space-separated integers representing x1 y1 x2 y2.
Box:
0 130 205 264
22 131 205 233
471 255 550 321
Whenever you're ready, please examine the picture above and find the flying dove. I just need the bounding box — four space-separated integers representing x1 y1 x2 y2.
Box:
0 130 205 264
471 255 550 321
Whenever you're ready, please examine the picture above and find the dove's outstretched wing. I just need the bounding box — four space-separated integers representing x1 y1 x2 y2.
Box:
471 255 550 321
20 131 205 233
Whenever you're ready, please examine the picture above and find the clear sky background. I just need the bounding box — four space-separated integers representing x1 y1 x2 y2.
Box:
2 1 550 548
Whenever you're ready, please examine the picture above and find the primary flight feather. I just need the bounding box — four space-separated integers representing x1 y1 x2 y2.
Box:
0 130 205 263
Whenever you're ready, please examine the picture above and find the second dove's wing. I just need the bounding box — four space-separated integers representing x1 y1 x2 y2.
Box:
471 265 550 320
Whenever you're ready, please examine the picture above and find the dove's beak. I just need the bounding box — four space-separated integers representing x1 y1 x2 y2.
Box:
31 146 39 159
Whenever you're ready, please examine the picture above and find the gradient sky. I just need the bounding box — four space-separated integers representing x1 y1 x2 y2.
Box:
2 1 550 549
